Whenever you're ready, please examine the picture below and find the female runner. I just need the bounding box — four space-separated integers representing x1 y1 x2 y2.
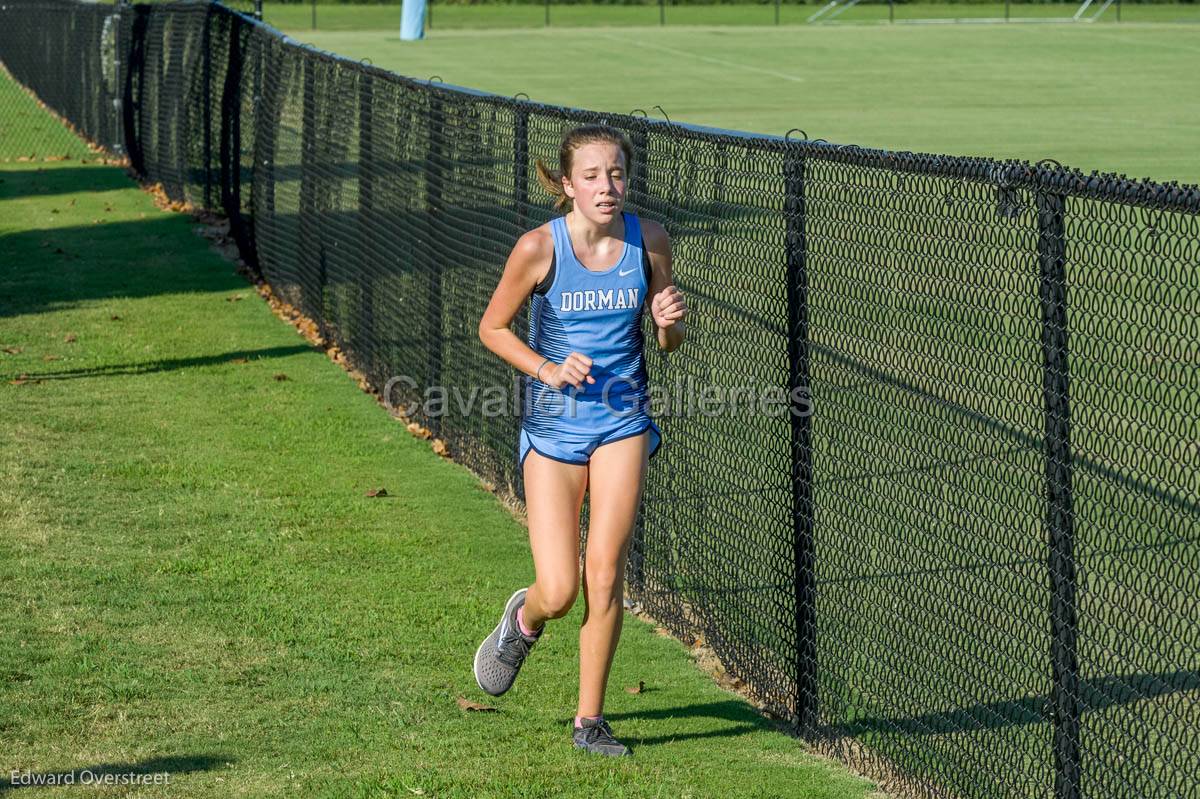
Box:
473 123 687 756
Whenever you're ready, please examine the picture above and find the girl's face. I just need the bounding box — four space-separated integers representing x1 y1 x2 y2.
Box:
563 141 627 225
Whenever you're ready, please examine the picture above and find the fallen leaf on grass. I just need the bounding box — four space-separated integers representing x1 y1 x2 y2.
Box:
273 372 288 381
2 347 21 355
365 487 388 498
456 696 497 712
109 314 121 321
625 680 645 694
225 294 244 302
63 333 76 343
406 422 431 439
230 357 248 365
42 354 59 362
431 439 449 457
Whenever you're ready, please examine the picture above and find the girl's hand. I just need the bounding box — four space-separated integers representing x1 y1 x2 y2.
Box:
544 352 595 390
651 285 687 330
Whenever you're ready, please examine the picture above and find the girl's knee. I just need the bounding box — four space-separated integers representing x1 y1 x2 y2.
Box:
537 581 579 618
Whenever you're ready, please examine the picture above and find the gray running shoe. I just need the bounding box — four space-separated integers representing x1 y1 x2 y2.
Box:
573 717 633 757
473 587 542 696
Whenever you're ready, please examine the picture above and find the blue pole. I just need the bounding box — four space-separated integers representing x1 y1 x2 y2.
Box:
401 0 427 40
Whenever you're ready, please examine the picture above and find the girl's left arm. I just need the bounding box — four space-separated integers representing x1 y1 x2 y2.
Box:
643 219 687 353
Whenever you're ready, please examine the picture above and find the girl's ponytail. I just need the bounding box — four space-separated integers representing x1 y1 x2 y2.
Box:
534 158 571 213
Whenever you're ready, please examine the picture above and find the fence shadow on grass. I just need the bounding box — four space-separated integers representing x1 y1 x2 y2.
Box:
581 699 776 746
1 344 316 382
0 216 248 320
0 163 138 201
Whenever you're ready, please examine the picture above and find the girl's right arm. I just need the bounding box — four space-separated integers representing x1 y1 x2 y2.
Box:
478 228 595 390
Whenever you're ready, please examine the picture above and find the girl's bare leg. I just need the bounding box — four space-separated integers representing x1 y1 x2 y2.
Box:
522 450 588 630
576 430 650 718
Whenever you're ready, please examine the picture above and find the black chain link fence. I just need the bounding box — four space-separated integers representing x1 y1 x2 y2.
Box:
3 2 1198 797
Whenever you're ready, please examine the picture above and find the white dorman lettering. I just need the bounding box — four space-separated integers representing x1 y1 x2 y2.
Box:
560 288 639 312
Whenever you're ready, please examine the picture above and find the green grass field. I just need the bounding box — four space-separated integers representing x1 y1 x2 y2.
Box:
267 1 1200 31
265 4 1200 186
4 7 1196 796
239 57 1199 795
200 11 1200 792
0 73 892 796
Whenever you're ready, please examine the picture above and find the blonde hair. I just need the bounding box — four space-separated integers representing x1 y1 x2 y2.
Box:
534 124 636 213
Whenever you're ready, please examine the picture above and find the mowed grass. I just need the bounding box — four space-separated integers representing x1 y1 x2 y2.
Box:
266 1 1200 31
0 81 889 797
233 51 1200 794
4 11 1195 794
268 5 1200 185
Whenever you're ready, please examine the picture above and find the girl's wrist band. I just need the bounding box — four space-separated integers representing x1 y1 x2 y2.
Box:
536 358 552 382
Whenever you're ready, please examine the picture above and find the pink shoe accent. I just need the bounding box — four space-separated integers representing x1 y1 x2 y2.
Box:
517 605 539 637
575 714 603 729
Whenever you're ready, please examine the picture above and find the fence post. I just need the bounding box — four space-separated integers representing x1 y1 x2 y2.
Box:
247 29 275 277
110 0 125 157
631 125 649 208
1036 182 1081 799
784 148 818 737
299 56 328 343
220 18 251 259
249 22 263 269
426 90 446 439
122 4 149 174
201 7 212 209
512 102 532 489
358 72 377 377
514 105 529 233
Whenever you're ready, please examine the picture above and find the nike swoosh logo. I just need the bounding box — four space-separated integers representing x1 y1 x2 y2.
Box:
618 267 636 277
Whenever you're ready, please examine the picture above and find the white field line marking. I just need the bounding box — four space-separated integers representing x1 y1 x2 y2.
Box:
598 32 806 84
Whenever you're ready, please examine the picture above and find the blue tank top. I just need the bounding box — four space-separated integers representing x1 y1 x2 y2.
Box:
524 211 652 421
